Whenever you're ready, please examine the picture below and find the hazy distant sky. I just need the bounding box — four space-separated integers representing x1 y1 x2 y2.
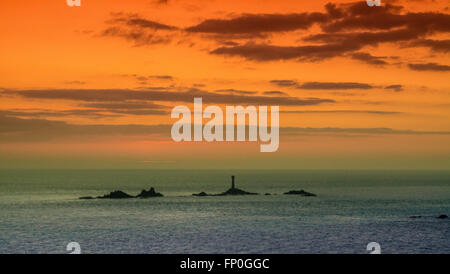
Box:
0 0 449 169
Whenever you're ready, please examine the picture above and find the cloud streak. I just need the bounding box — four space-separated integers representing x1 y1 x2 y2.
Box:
349 52 388 66
2 88 335 106
270 80 404 91
210 42 362 62
282 110 402 115
384 85 404 92
408 62 450 71
2 114 448 142
185 12 328 35
296 81 373 90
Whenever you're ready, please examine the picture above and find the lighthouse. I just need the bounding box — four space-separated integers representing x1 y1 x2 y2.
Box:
231 175 235 189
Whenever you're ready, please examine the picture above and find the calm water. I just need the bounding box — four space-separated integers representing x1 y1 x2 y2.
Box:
0 169 449 254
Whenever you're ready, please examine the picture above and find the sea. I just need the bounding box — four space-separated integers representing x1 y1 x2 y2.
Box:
0 169 449 254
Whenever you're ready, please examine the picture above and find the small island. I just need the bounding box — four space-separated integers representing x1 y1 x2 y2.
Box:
192 191 208 197
283 190 317 197
98 190 134 199
136 187 164 198
192 176 257 196
410 214 448 219
79 187 163 199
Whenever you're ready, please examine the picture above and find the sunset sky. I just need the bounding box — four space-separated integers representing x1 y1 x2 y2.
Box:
1 0 449 169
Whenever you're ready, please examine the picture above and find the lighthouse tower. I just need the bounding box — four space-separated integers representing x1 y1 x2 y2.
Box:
231 175 235 189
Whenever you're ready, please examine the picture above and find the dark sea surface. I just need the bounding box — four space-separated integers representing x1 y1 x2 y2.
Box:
0 169 449 253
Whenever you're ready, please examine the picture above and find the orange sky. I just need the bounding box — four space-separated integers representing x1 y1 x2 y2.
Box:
0 0 449 169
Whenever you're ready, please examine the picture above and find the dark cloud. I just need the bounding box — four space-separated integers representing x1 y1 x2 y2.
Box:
303 28 424 51
101 13 177 46
135 76 148 81
121 74 174 83
108 13 177 31
297 82 373 90
270 80 298 87
80 102 168 110
207 2 450 63
98 109 169 115
384 85 404 92
324 3 346 19
282 110 402 115
408 62 450 71
3 88 335 106
102 26 172 45
211 9 442 62
263 91 288 96
0 103 170 118
281 127 450 136
214 88 257 95
192 83 206 88
349 52 388 65
97 2 450 67
299 3 450 63
185 1 449 38
0 99 173 120
408 39 450 53
270 80 376 90
210 42 362 61
64 81 87 85
219 41 240 46
321 2 450 34
185 12 328 36
149 75 174 80
79 101 170 115
0 109 119 119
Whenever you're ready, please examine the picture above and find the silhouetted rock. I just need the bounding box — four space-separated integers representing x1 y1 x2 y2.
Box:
438 214 448 219
410 215 422 219
218 187 257 196
284 190 317 197
192 191 208 197
136 187 163 198
212 175 258 195
79 196 94 200
97 190 134 199
265 193 271 195
193 188 257 196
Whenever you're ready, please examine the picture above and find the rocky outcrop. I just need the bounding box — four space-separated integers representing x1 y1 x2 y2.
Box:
284 190 317 197
80 188 163 199
192 176 258 196
97 190 134 199
410 215 448 219
192 188 257 196
136 187 163 198
218 187 257 196
192 191 208 197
